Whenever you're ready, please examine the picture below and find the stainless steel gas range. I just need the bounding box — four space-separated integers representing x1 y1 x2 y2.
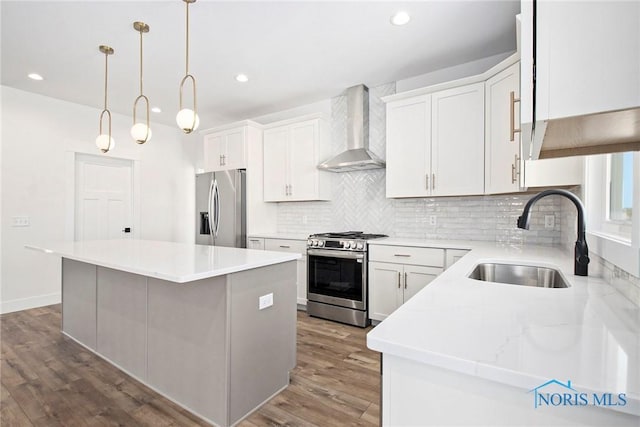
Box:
306 231 387 327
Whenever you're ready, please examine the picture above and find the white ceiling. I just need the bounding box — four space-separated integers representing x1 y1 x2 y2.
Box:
1 1 520 129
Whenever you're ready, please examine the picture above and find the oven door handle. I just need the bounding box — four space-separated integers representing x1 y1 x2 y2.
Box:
307 249 365 260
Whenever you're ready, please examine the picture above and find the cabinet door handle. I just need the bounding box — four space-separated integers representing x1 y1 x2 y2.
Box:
425 174 429 190
397 272 401 289
289 184 292 195
404 272 408 289
512 154 521 184
510 91 521 142
432 173 435 190
222 154 226 166
219 154 223 166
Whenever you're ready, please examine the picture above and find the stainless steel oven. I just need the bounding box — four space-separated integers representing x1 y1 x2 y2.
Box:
306 232 386 327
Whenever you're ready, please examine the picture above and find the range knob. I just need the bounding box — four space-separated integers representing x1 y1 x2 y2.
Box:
346 241 356 249
356 242 364 250
307 239 313 247
312 240 318 247
343 241 351 249
318 240 324 247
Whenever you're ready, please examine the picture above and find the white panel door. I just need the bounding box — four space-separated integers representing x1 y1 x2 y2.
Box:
431 83 485 196
224 127 247 170
386 95 431 198
369 262 403 321
403 265 441 303
263 127 289 201
288 120 318 201
485 62 521 194
75 154 133 241
203 134 225 171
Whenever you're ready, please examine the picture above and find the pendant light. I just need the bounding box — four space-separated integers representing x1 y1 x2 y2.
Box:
96 45 115 153
131 21 152 144
176 0 199 133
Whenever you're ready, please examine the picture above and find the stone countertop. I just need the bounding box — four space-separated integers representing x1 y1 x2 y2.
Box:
366 241 640 416
27 239 301 283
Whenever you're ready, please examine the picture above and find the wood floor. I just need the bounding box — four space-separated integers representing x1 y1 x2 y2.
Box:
1 305 380 426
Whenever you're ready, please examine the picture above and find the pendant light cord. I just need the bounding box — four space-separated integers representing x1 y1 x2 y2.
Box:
139 28 144 96
185 0 190 76
104 51 109 110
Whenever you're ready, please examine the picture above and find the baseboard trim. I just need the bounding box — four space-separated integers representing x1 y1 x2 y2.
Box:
1 293 61 314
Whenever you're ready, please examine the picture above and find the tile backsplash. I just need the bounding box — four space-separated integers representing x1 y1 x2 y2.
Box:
274 83 640 304
277 83 563 246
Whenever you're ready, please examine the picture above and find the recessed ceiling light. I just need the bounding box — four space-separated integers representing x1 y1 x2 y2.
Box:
390 11 411 26
235 74 249 83
151 107 162 113
28 73 44 81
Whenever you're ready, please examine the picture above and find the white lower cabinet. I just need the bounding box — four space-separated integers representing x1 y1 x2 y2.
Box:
369 245 445 322
369 262 441 321
259 237 308 307
246 237 265 250
445 249 470 269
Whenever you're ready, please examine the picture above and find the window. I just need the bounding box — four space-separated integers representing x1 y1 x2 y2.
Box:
608 152 633 223
603 152 634 237
585 151 639 277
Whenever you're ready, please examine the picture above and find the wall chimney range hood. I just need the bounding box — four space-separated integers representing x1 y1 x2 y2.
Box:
318 84 385 172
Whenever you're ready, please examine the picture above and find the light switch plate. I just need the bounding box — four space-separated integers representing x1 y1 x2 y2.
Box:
12 216 30 227
259 293 273 310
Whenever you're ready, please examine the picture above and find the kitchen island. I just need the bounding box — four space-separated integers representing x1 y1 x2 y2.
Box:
367 240 639 426
28 239 301 427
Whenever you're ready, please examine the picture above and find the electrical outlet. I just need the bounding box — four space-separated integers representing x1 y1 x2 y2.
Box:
259 293 273 310
544 215 555 229
12 216 30 227
429 215 437 226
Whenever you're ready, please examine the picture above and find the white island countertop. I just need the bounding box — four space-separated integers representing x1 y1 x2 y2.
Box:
367 241 640 415
27 239 301 283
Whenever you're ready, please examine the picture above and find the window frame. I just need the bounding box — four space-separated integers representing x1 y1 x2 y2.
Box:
584 152 640 277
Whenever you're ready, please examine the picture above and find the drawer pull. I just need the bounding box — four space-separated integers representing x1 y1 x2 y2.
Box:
394 254 411 257
279 245 291 248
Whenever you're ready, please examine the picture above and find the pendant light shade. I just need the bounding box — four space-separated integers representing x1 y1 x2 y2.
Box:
177 0 199 134
132 21 152 144
96 45 115 153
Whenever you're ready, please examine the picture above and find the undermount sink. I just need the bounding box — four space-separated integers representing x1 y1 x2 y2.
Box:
468 263 570 288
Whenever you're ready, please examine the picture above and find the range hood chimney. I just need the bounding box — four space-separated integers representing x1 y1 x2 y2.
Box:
318 84 385 172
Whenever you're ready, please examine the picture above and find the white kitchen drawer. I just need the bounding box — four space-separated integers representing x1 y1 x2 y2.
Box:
246 237 265 250
369 245 444 268
264 238 307 255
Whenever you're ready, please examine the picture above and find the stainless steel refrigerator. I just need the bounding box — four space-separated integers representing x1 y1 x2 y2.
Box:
195 170 246 248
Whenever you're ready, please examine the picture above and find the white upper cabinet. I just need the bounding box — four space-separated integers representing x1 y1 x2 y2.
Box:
386 83 484 198
522 0 640 123
263 116 331 202
431 83 485 196
485 62 522 194
386 95 431 198
203 127 247 171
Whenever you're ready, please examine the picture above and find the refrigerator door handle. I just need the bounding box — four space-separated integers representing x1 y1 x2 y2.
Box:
207 178 215 241
213 179 221 238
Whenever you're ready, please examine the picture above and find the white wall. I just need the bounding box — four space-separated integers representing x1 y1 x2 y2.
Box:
396 52 512 92
1 86 197 313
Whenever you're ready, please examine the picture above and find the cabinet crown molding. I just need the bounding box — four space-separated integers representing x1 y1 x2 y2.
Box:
383 53 520 104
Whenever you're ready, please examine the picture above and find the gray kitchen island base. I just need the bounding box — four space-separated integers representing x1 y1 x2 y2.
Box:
61 258 297 427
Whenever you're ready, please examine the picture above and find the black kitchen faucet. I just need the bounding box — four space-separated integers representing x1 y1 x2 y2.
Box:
517 189 590 276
